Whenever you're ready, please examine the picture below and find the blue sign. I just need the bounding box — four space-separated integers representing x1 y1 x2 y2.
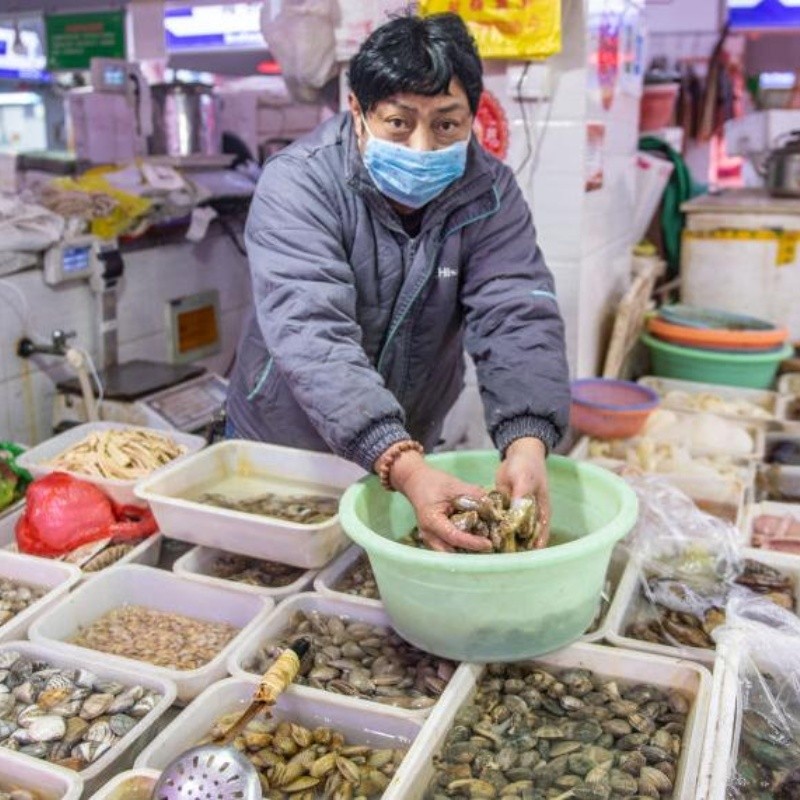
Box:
0 68 50 83
728 0 800 30
164 4 264 52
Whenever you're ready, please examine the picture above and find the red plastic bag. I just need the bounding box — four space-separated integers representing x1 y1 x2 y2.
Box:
16 472 157 558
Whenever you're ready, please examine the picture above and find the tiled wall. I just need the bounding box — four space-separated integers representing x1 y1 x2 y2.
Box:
0 230 251 445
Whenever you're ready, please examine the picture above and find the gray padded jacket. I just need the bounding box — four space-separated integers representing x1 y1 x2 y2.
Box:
226 113 570 471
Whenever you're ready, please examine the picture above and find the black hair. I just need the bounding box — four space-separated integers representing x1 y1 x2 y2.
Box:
348 13 483 115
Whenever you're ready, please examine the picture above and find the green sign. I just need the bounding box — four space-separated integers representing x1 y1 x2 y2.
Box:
45 10 126 71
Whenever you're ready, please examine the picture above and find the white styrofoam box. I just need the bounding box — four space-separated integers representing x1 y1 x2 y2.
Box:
639 375 781 424
0 745 83 800
314 545 383 608
581 543 629 643
0 551 81 643
776 394 800 428
173 545 316 601
17 422 205 507
135 676 424 800
740 500 800 552
779 373 800 397
697 650 729 800
228 592 463 720
398 642 713 800
135 440 365 569
0 640 175 795
86 769 160 800
605 549 800 665
28 565 274 704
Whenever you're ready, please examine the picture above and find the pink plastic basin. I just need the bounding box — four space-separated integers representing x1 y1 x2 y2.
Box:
570 379 660 440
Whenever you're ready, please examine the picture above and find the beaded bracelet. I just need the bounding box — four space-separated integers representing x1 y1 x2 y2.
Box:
377 440 424 491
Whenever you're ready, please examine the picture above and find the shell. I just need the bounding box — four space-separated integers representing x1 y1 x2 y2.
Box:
0 651 20 670
80 693 115 720
73 740 112 764
109 714 136 737
85 719 115 746
27 715 66 743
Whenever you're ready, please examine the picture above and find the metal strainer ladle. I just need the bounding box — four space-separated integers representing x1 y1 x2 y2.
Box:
152 638 310 800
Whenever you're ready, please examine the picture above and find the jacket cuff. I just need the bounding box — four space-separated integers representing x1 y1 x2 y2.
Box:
345 417 412 472
493 415 561 457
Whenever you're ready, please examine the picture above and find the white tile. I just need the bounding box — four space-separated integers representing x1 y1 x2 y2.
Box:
4 367 63 445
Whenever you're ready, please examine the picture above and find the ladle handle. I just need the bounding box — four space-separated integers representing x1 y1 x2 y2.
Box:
255 639 308 704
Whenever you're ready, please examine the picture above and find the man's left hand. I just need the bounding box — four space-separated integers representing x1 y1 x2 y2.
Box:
495 437 550 549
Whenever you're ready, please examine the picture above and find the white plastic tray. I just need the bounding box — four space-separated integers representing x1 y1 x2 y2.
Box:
28 564 274 703
0 640 175 796
228 592 463 719
605 549 800 664
17 421 205 507
0 551 81 643
740 500 800 552
639 375 781 423
760 430 800 502
313 545 383 608
134 440 365 568
135 676 424 800
85 768 160 800
0 745 83 800
778 373 800 397
173 545 316 601
398 641 712 800
581 543 629 643
6 533 163 584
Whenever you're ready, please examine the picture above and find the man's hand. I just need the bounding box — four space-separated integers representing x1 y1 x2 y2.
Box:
496 437 551 548
384 451 492 553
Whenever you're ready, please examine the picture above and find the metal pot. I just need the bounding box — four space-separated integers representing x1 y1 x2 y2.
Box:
149 83 221 157
765 131 800 198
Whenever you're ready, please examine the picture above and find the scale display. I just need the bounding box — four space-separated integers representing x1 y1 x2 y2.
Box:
63 245 91 274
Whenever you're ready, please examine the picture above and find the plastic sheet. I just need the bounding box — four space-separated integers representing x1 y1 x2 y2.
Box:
714 597 800 799
621 476 795 653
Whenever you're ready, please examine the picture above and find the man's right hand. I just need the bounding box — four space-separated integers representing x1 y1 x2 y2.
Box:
384 450 492 553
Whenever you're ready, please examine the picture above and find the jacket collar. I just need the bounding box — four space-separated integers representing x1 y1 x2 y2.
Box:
339 113 497 237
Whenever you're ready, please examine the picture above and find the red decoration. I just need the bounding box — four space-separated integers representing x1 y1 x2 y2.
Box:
474 90 509 161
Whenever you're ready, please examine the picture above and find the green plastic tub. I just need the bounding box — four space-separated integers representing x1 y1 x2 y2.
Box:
642 333 793 389
338 452 637 662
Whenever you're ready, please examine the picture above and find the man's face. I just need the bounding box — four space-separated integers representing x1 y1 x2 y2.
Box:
350 78 473 153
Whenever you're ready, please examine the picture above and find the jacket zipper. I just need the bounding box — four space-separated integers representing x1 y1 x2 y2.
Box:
376 185 502 375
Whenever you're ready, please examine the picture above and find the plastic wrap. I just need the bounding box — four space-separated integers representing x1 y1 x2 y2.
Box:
621 476 795 652
715 597 800 799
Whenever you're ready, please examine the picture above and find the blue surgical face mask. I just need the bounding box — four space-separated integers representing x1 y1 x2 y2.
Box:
360 116 469 209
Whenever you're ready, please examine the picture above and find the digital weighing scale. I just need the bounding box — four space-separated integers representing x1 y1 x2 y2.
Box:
54 365 228 434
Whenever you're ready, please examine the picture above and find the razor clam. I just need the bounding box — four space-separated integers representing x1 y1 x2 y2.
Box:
196 490 338 524
425 662 690 799
247 609 455 709
209 552 306 588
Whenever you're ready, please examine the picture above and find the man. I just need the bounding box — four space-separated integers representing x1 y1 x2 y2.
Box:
227 12 570 552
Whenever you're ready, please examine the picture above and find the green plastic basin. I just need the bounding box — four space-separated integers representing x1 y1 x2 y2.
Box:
338 451 638 661
642 333 793 389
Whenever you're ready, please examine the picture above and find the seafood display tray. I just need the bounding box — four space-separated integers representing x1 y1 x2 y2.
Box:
5 533 163 585
704 639 770 800
28 564 274 704
134 676 425 800
604 549 800 665
134 440 365 569
0 551 80 643
397 641 713 800
0 745 83 800
570 410 766 462
173 545 317 600
86 768 159 800
227 592 465 720
0 507 22 549
581 543 629 643
778 373 800 397
16 422 205 508
759 430 800 502
0 640 175 795
314 546 383 609
740 500 800 551
569 439 751 536
638 376 781 424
